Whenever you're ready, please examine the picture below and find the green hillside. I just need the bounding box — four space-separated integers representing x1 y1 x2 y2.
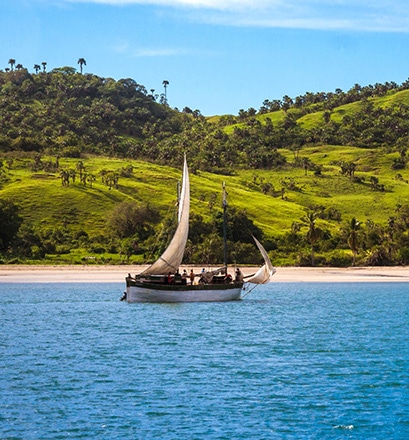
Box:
2 70 409 266
2 145 409 267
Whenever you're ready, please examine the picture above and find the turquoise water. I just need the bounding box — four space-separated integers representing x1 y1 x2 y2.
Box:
1 282 408 439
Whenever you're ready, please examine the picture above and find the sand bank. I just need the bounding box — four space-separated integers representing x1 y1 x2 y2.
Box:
1 265 409 283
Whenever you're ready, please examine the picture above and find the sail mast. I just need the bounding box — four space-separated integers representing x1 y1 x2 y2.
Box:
222 181 228 271
141 156 190 275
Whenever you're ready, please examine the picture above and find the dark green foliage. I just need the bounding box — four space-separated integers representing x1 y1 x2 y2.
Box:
16 224 46 258
211 207 263 247
229 242 263 265
107 201 160 240
0 68 289 170
5 67 409 174
175 208 263 265
0 199 22 249
0 69 183 158
271 80 406 113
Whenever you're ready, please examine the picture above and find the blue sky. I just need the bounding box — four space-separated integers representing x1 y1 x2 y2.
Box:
2 1 409 115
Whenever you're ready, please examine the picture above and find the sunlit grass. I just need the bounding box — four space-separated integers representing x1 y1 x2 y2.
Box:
2 145 409 247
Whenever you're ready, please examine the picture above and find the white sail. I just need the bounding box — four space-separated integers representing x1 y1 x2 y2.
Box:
247 235 276 284
141 157 190 275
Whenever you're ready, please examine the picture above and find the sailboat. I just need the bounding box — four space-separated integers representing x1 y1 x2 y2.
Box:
124 156 275 303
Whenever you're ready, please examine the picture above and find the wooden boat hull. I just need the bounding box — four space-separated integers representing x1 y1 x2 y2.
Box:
126 282 243 303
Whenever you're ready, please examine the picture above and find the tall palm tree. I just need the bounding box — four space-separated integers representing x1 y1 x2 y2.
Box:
8 59 15 71
302 157 311 176
347 217 360 266
162 80 169 104
76 161 85 180
41 62 47 73
302 211 320 266
77 58 86 74
347 162 356 180
34 64 41 74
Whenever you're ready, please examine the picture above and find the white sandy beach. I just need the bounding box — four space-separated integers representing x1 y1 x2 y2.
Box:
1 265 409 283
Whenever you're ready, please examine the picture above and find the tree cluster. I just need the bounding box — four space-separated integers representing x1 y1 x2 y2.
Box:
2 65 409 175
0 67 184 158
258 80 409 114
272 204 409 267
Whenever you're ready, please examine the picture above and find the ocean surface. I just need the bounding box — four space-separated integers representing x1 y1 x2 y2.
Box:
1 282 408 439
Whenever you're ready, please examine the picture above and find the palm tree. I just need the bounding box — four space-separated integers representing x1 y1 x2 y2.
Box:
162 80 169 104
302 211 320 266
87 174 96 188
8 59 15 71
77 58 86 74
68 169 76 183
41 62 47 73
15 64 23 70
34 64 41 74
302 157 311 176
76 161 85 180
348 162 356 180
347 217 360 266
59 170 70 187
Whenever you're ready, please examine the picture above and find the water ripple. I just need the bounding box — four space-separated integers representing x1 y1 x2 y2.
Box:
1 282 409 438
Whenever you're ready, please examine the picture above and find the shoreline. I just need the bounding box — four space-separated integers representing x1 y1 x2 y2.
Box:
1 265 409 283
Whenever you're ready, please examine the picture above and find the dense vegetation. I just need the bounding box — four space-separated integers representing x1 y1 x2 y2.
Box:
0 67 184 158
2 63 409 267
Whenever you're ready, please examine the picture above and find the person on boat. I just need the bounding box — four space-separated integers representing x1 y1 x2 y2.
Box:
198 268 206 284
174 270 182 284
167 272 173 284
235 268 243 283
181 270 188 285
224 273 232 283
189 269 195 285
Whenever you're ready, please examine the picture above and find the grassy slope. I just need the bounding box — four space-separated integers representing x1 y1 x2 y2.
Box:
298 89 409 128
2 148 409 243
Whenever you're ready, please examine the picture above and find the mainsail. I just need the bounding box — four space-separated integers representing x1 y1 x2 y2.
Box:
141 157 190 275
247 235 276 284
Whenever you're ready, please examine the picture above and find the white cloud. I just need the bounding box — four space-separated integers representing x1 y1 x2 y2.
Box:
62 0 409 32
